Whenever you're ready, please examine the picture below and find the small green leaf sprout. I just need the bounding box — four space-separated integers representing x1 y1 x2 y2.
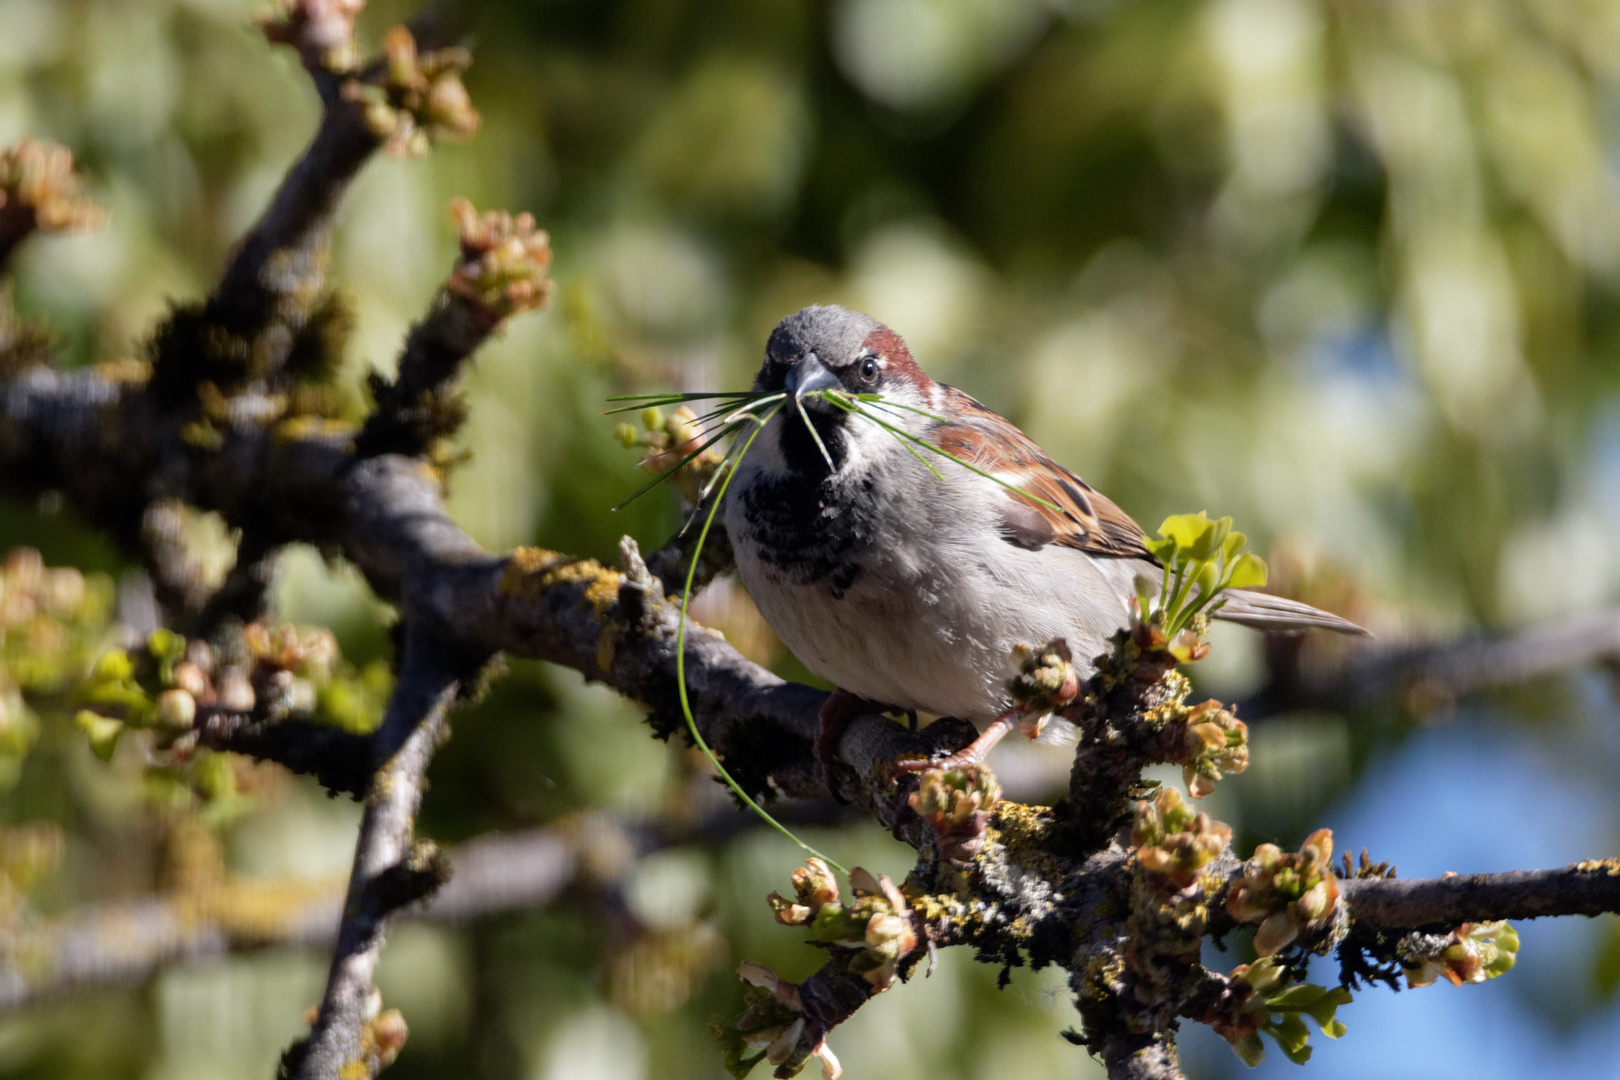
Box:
1138 511 1267 638
1218 957 1352 1066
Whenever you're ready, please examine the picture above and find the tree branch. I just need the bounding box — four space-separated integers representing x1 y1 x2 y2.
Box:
290 636 461 1080
1341 860 1620 928
0 822 580 1012
354 200 550 460
1248 606 1620 718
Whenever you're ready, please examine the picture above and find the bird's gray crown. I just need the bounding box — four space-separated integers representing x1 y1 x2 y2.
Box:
765 305 880 369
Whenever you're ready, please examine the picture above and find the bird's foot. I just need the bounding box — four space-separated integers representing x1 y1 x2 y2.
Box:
816 689 898 797
889 710 1017 778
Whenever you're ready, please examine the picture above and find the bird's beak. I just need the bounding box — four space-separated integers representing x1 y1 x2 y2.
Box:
785 352 840 404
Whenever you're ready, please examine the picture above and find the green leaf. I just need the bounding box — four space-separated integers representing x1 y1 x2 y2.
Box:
1281 1041 1313 1065
1233 1034 1267 1067
1268 1013 1311 1055
1193 560 1220 601
74 710 123 761
1319 1019 1347 1040
1144 537 1178 563
91 649 133 683
1157 512 1213 558
1190 515 1231 561
1222 529 1249 562
1225 551 1268 589
1267 985 1328 1010
1305 987 1352 1029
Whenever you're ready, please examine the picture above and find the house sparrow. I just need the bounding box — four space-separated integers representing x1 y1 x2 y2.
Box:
722 305 1366 774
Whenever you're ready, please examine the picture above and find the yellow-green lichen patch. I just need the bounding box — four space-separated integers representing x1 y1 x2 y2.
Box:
499 547 624 618
175 876 343 942
989 801 1065 879
1138 671 1194 730
274 414 356 445
93 357 152 385
1574 858 1620 876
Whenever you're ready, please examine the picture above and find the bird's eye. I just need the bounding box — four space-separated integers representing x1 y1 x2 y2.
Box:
858 357 880 383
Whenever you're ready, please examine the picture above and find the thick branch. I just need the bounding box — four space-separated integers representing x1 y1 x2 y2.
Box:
1093 1031 1184 1080
292 638 460 1080
1341 861 1620 928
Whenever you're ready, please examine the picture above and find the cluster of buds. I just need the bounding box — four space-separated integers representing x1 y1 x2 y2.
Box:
1206 957 1350 1067
715 963 842 1080
256 0 365 72
1177 700 1248 799
75 629 223 761
907 764 1001 866
616 405 726 503
766 859 917 990
446 198 553 324
1400 921 1519 988
1125 595 1211 666
0 141 106 237
74 621 386 766
345 988 408 1074
1007 639 1079 738
0 550 113 784
1226 829 1341 955
1131 786 1233 892
344 27 480 157
0 820 62 923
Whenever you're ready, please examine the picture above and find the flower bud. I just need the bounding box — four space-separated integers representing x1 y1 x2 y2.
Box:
156 689 196 731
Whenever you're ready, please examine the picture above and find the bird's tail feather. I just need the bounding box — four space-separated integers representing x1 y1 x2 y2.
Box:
1212 589 1370 636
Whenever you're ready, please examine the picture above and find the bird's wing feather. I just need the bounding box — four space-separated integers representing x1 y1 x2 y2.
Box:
930 386 1154 561
927 387 1370 637
1213 588 1371 636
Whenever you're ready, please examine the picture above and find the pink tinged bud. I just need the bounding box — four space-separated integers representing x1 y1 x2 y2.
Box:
1185 766 1217 799
847 867 882 897
1253 910 1301 956
865 912 905 951
1300 828 1335 871
1139 847 1177 878
156 689 196 731
768 892 812 926
1226 884 1270 924
793 858 839 910
1186 722 1227 755
1405 958 1445 989
1251 843 1282 871
171 661 208 698
371 1009 408 1068
765 1018 807 1067
1296 878 1336 924
215 671 256 713
816 1040 843 1080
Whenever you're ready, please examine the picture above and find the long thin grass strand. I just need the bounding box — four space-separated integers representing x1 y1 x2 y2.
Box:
675 403 847 874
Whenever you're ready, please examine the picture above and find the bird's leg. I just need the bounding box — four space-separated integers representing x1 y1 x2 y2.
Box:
890 708 1017 777
816 688 892 793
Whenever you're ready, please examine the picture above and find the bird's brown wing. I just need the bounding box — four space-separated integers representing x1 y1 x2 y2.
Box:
930 387 1153 561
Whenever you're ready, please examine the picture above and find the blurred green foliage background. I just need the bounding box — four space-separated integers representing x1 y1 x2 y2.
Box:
4 0 1620 1078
